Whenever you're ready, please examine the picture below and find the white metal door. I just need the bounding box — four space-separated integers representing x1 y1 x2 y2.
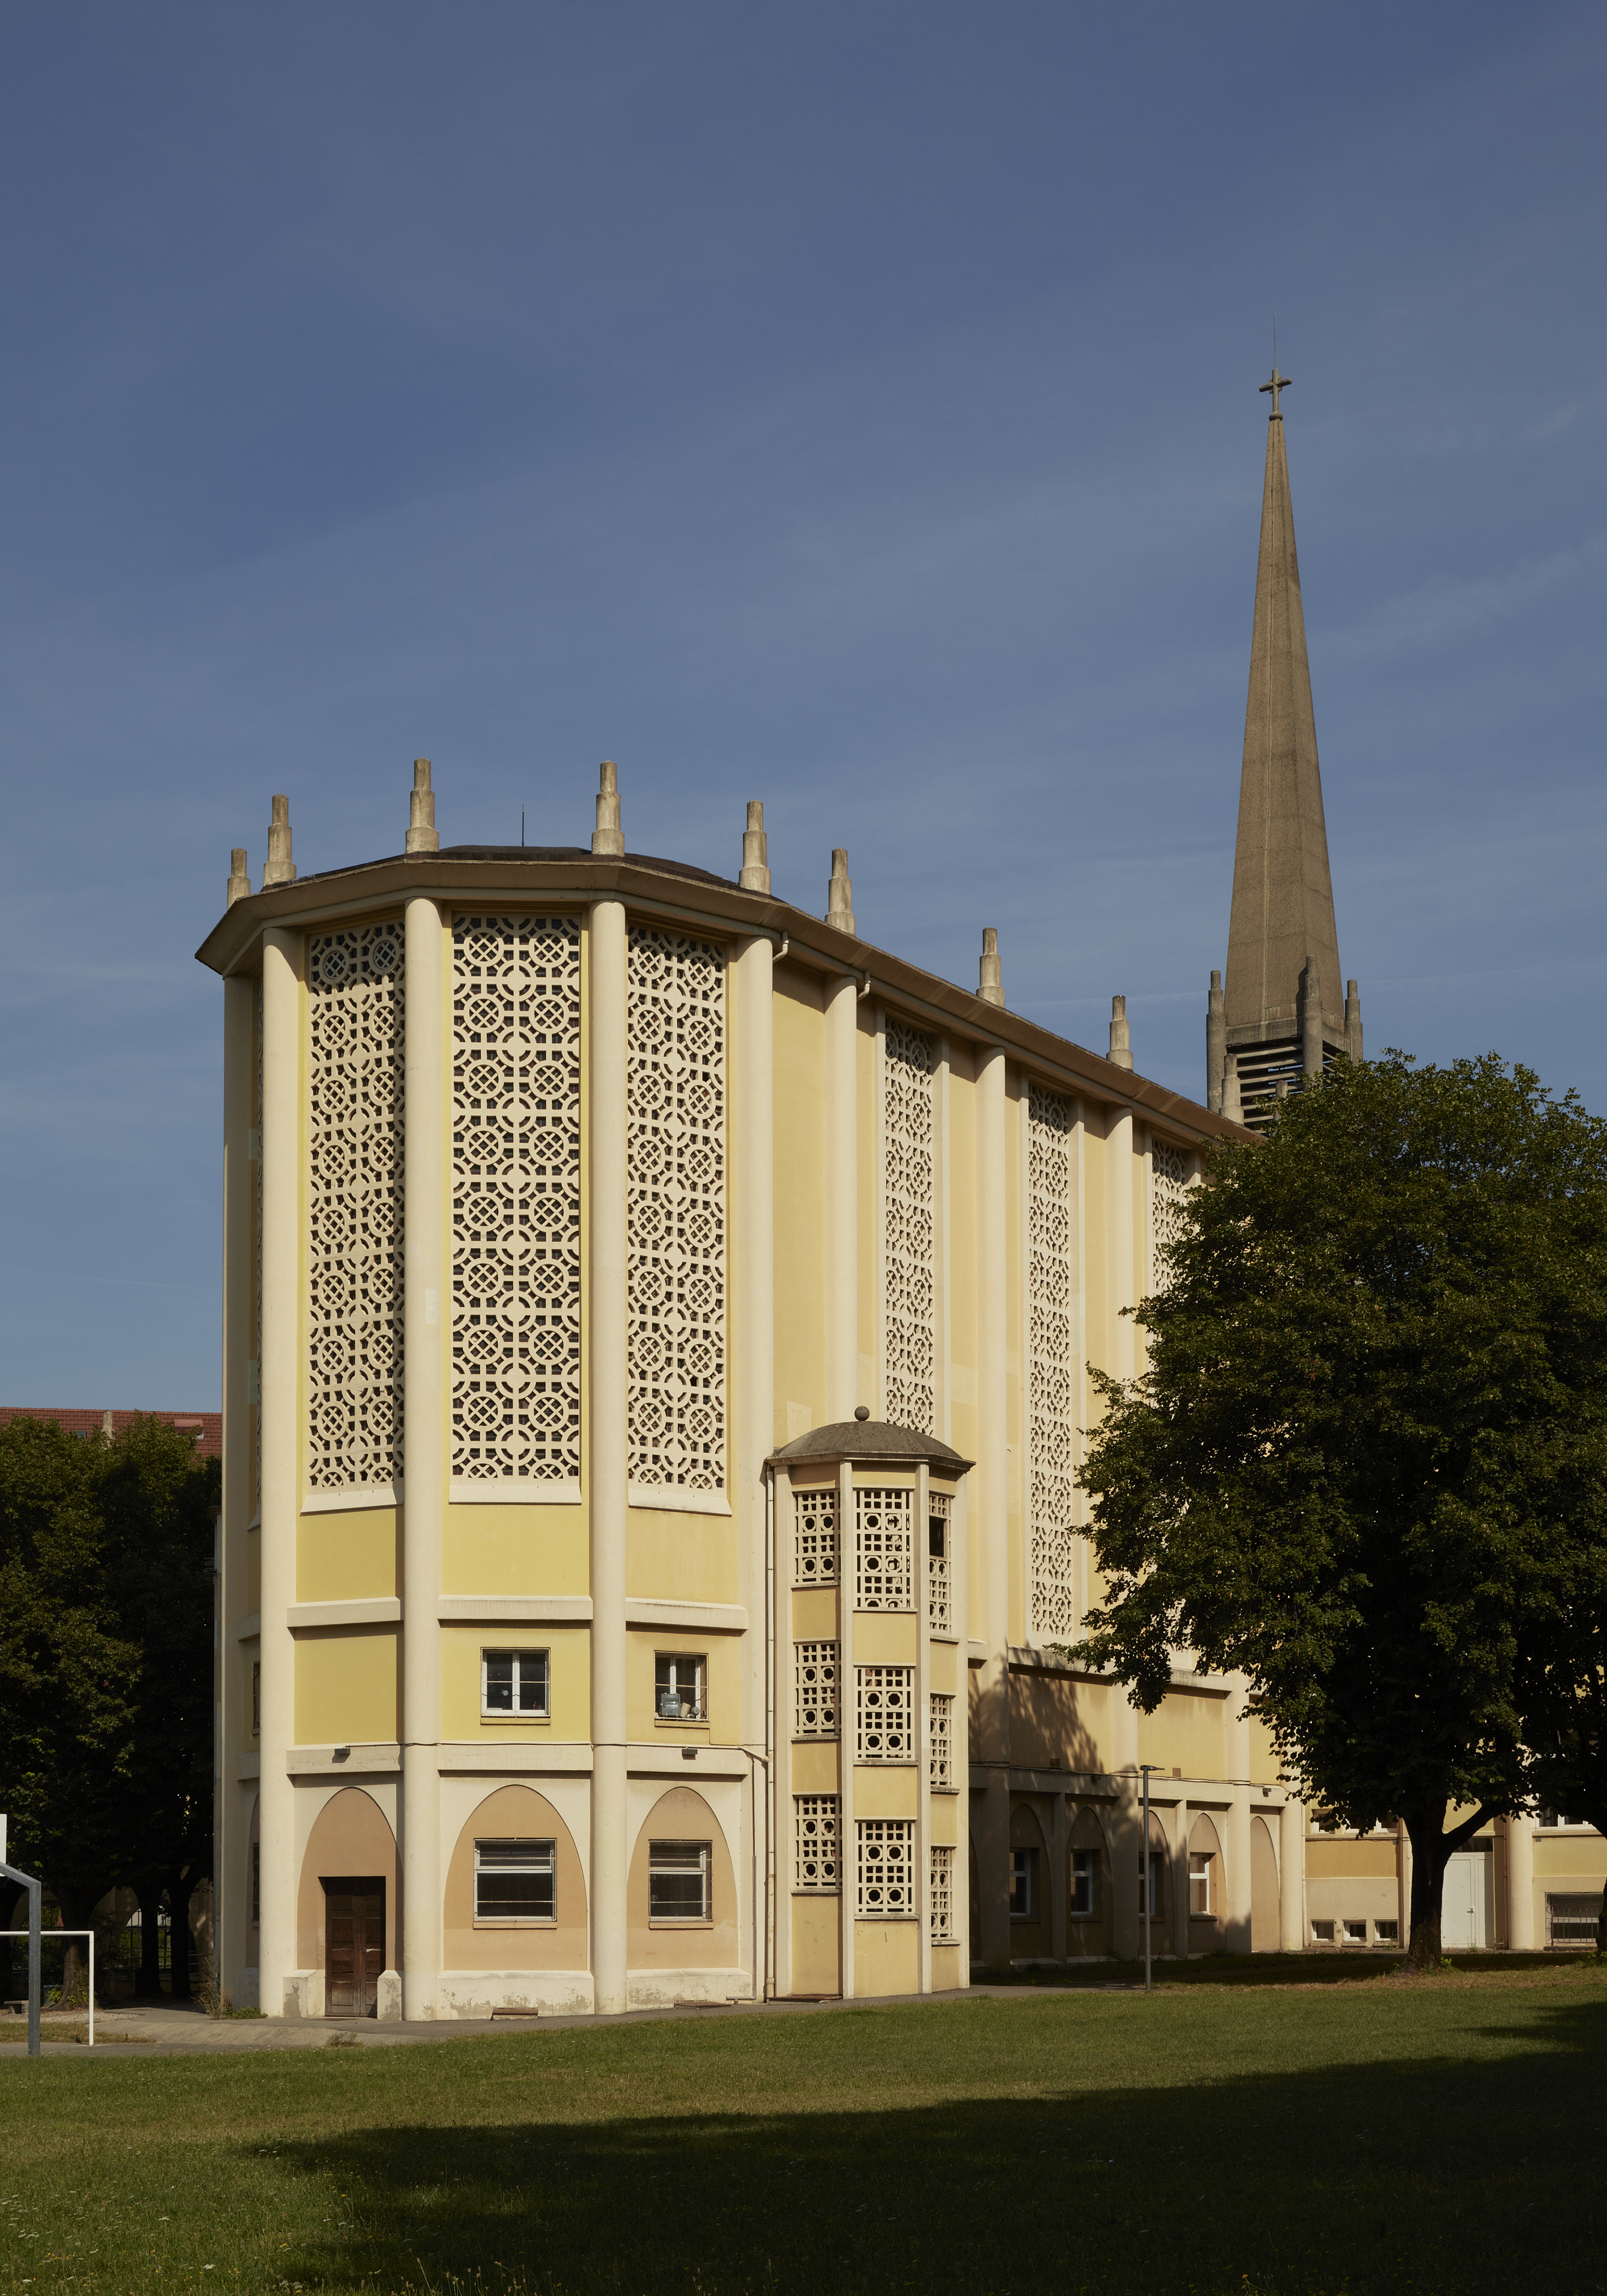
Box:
1440 1852 1486 1948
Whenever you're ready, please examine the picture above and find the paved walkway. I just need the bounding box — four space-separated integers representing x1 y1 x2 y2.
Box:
0 1985 1046 2059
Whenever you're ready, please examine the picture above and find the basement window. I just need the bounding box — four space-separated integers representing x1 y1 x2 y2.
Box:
650 1840 711 1923
474 1838 556 1923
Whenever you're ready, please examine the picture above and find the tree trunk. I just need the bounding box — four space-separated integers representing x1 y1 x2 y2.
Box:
1598 1877 1607 1959
1404 1812 1452 1969
167 1873 197 2002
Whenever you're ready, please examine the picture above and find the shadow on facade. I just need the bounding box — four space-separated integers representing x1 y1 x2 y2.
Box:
258 1991 1607 2294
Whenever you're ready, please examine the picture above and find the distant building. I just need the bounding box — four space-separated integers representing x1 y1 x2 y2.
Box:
0 1406 220 1459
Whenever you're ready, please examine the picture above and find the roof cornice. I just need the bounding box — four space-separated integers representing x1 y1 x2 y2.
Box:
196 849 1252 1142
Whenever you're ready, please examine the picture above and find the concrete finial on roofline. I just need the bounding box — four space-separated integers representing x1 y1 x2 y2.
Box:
1345 978 1364 1064
227 849 252 907
978 927 1003 1006
406 759 439 855
1300 955 1324 1080
263 795 296 887
826 848 855 937
1206 969 1226 1113
592 761 625 857
739 800 771 894
1108 994 1133 1070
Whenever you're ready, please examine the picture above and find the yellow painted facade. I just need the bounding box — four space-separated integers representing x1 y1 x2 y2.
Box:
218 773 1570 2025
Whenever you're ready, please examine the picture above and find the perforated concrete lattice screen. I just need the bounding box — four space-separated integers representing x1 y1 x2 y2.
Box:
856 1818 915 1917
794 1795 839 1892
1028 1082 1077 1640
930 1844 955 1942
793 1641 839 1739
306 922 405 1490
627 926 726 1495
854 1487 914 1610
929 1692 954 1789
1150 1134 1192 1292
855 1666 915 1762
882 1017 937 1433
793 1485 838 1587
451 916 582 1488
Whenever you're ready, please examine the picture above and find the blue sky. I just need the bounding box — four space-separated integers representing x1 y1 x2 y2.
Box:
2 1 1603 1405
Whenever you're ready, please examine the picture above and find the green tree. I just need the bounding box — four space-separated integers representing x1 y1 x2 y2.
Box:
0 1418 141 1996
1514 1530 1607 1951
1072 1053 1607 1966
0 1415 218 2000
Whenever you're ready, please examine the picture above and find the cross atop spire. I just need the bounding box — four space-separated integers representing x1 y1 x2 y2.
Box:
1259 367 1292 417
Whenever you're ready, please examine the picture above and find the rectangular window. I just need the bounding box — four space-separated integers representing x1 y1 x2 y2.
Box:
1374 1919 1399 1945
481 1648 551 1717
1310 1919 1336 1944
1068 1847 1095 1918
251 1660 260 1736
1189 1850 1213 1917
927 1493 952 1632
855 1818 915 1918
1546 1894 1601 1946
793 1642 839 1739
854 1486 914 1610
1341 1919 1368 1945
655 1652 706 1722
1538 1809 1593 1831
793 1486 838 1587
794 1796 839 1893
1139 1851 1163 1919
855 1666 915 1762
649 1839 711 1922
930 1845 955 1943
929 1693 954 1790
1009 1847 1039 1921
474 1838 556 1922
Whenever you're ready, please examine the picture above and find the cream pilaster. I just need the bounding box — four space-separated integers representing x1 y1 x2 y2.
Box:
589 898 630 2014
1105 1101 1141 1958
1172 1795 1191 1960
401 895 445 2018
1226 1699 1253 1952
1506 1812 1535 1950
734 933 774 1994
837 1457 856 1999
824 976 859 1421
1280 1795 1306 1950
219 974 254 1994
771 1464 794 2003
915 1459 931 1994
974 1045 1011 1970
257 927 301 2018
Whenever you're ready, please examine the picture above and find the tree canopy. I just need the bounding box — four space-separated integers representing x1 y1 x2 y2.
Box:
1073 1053 1607 1963
0 1415 218 1995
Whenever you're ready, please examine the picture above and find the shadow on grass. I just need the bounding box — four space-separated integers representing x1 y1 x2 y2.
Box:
983 1949 1588 1989
268 1991 1607 2296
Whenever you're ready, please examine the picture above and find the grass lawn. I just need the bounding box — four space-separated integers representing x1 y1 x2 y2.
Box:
1 1963 1604 2296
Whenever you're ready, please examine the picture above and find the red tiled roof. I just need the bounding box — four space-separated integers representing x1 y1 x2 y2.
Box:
0 1407 222 1460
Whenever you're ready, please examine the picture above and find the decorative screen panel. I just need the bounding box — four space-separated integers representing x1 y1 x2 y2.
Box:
929 1692 954 1790
451 915 582 1486
882 1018 937 1434
855 1666 915 1761
794 1796 840 1893
1151 1134 1192 1291
856 1818 915 1917
307 922 405 1490
930 1845 955 1942
627 927 726 1494
854 1487 913 1611
793 1485 838 1587
793 1641 839 1738
1028 1083 1077 1640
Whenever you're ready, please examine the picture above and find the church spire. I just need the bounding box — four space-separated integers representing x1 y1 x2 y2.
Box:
1210 372 1354 1127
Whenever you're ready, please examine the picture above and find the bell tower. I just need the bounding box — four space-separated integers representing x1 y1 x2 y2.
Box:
1208 369 1361 1129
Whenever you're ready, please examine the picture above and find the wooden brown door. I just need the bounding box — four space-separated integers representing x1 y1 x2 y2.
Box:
323 1878 385 2017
